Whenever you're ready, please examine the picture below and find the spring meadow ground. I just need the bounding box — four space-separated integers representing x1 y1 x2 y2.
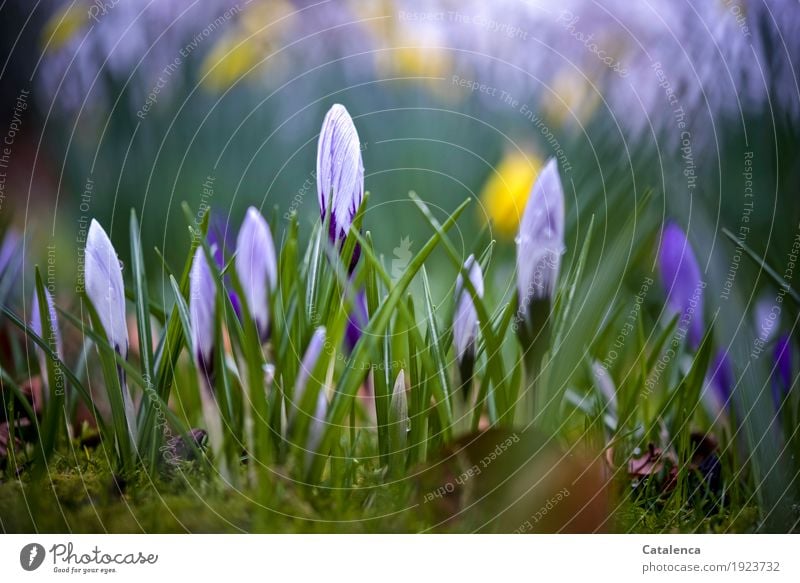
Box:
0 1 798 535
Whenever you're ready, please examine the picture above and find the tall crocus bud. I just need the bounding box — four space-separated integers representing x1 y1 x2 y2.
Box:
515 158 565 320
453 255 484 363
85 219 128 356
316 104 364 249
235 207 277 342
189 246 216 376
85 219 136 442
658 222 705 350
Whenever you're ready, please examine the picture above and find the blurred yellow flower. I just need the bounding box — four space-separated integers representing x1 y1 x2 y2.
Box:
201 0 294 91
541 69 600 128
480 151 543 239
352 0 455 100
41 4 87 52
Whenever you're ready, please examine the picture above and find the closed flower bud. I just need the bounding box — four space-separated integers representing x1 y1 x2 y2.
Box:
85 219 129 357
235 207 277 341
515 158 565 318
316 104 364 247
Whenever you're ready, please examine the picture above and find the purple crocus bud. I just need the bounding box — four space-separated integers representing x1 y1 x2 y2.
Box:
189 246 216 375
453 255 484 363
235 207 277 342
291 327 327 422
772 334 793 409
658 222 705 349
515 158 565 318
344 289 368 353
316 104 364 247
85 219 128 357
30 287 63 360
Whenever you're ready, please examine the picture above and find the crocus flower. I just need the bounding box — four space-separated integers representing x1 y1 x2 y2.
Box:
85 219 136 441
85 219 129 356
515 158 565 319
189 245 216 375
772 334 793 409
235 207 277 341
453 255 484 363
658 222 705 349
316 104 364 248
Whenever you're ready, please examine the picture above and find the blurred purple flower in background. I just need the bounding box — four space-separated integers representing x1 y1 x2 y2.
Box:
658 222 705 350
772 334 793 410
704 350 734 420
316 104 365 250
235 207 277 342
207 211 241 319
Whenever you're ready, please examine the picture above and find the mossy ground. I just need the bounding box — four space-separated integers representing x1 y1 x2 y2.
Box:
0 446 762 533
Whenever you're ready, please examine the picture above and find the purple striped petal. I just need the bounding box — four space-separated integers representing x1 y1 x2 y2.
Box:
316 104 364 245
